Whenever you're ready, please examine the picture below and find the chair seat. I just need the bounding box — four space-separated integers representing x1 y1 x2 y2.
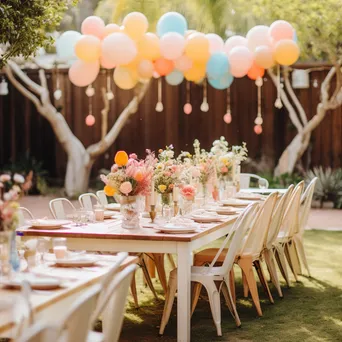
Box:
194 248 226 266
87 330 104 342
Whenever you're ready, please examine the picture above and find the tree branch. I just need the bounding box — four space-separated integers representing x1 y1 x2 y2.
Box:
268 69 303 132
321 66 336 104
283 67 308 125
87 81 151 159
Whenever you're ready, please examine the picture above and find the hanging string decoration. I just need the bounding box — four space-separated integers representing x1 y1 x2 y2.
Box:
274 65 283 108
223 87 232 124
200 79 209 112
53 67 62 100
155 78 163 112
184 81 192 115
254 77 263 134
106 72 114 100
85 86 95 126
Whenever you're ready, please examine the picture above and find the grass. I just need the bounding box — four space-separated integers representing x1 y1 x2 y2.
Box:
105 230 342 342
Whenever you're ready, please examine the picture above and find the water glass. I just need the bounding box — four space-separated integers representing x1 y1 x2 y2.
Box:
258 179 267 189
36 238 47 265
53 238 67 260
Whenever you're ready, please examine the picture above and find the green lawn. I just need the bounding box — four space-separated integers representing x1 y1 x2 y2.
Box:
110 230 342 342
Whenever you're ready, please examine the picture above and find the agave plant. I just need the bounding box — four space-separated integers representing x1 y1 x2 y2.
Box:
306 167 342 208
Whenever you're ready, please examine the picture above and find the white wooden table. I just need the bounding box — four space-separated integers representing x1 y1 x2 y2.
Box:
240 188 287 194
0 255 137 338
17 216 237 342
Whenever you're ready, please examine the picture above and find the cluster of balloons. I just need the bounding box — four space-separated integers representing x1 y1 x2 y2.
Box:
56 12 299 91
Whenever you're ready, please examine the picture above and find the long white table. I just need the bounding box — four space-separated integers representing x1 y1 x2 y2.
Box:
240 188 287 194
17 216 237 342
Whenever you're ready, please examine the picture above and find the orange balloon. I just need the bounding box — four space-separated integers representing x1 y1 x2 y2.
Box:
75 35 101 62
274 39 300 66
115 151 129 166
138 33 160 60
247 63 265 80
184 62 206 82
123 12 148 41
154 58 174 76
185 33 210 63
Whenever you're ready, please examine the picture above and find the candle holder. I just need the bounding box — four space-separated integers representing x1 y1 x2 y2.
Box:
149 205 156 223
173 201 179 216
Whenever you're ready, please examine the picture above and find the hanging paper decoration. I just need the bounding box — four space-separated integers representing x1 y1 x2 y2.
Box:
155 78 163 112
274 65 283 109
53 68 62 100
200 79 209 112
254 77 263 134
85 91 95 126
184 81 192 115
86 84 95 97
106 72 114 100
223 87 232 124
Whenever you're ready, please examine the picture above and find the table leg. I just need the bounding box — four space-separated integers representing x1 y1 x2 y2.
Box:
177 243 191 342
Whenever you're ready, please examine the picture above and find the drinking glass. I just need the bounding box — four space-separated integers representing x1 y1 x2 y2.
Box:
52 238 67 260
258 179 267 189
36 238 47 265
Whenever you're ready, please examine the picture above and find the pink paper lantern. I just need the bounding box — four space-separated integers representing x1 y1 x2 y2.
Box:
223 113 232 124
184 103 192 115
69 60 100 87
254 124 263 135
85 114 95 126
81 16 105 39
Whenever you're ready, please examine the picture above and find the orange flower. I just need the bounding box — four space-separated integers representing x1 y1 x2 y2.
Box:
134 171 144 182
114 151 129 167
104 185 116 196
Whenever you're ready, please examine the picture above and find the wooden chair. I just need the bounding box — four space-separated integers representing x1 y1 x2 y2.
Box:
79 193 101 210
96 190 108 207
159 203 259 336
17 324 60 342
240 173 269 189
49 198 76 219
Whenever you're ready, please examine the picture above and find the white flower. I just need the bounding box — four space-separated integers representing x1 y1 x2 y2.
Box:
13 173 25 184
0 174 11 182
3 192 12 201
166 150 174 158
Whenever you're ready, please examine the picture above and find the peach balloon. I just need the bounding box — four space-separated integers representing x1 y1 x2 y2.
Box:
269 20 294 43
224 35 248 54
274 39 300 66
75 35 101 62
228 46 253 77
114 66 138 90
160 32 185 60
184 62 206 82
254 45 275 69
103 24 120 38
246 25 272 52
175 55 193 72
138 33 160 60
101 33 137 66
254 124 263 134
223 113 232 124
137 60 154 79
247 63 265 80
154 58 174 76
85 114 95 126
100 55 116 69
123 12 148 40
81 16 105 39
185 33 210 63
69 60 100 87
206 33 224 53
184 103 192 115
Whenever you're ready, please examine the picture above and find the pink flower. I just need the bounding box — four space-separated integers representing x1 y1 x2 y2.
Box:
129 153 138 160
181 185 196 201
164 172 171 177
0 174 11 182
221 166 228 173
171 165 178 173
120 181 132 195
111 164 118 172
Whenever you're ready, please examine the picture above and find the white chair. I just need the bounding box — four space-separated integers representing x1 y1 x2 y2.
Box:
17 324 60 342
240 173 269 189
96 190 108 207
273 181 304 285
159 203 259 336
79 193 101 211
87 264 137 342
293 177 318 277
49 198 76 219
18 207 34 227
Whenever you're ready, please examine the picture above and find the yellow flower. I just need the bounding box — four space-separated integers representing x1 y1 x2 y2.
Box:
104 185 116 196
114 151 129 167
158 184 167 193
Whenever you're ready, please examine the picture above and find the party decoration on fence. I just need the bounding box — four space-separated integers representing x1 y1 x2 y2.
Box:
223 88 232 124
184 81 192 115
85 84 95 97
58 12 300 129
254 77 263 135
85 91 95 127
53 67 62 100
106 72 114 100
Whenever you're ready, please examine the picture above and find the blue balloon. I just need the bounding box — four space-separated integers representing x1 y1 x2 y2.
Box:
293 30 298 43
208 73 234 90
56 30 82 60
206 52 230 79
157 12 188 37
166 70 184 86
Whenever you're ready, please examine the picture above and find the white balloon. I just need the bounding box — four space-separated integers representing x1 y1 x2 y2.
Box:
206 33 224 53
224 36 248 55
246 25 272 52
56 31 82 60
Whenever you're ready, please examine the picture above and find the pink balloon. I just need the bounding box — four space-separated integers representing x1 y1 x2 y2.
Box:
85 114 96 126
101 33 137 66
103 24 120 38
100 55 116 69
254 124 263 135
223 113 232 124
174 55 193 72
269 20 294 43
138 60 154 79
184 103 192 115
206 33 224 53
160 32 185 60
69 60 100 87
228 46 253 77
81 16 105 39
224 35 248 54
246 25 272 51
254 45 275 69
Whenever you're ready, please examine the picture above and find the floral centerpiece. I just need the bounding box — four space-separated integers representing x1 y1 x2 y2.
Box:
101 151 156 228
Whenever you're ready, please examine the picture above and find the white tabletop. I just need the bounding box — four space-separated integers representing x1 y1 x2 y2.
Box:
240 188 287 194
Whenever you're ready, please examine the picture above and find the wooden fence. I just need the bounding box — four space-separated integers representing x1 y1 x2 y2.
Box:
0 65 341 179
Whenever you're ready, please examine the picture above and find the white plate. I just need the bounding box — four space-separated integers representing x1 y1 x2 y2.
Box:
235 193 263 201
221 199 251 207
191 215 222 223
104 211 118 219
55 257 97 267
0 275 61 290
105 203 120 211
27 219 70 229
152 226 198 234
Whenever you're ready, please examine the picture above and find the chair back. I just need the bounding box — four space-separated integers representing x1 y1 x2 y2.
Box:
96 190 108 206
240 192 278 257
78 193 100 210
298 177 317 234
240 173 269 189
279 182 304 239
209 203 259 275
18 207 34 227
49 198 76 219
93 264 137 342
265 185 294 249
60 284 101 342
17 324 60 342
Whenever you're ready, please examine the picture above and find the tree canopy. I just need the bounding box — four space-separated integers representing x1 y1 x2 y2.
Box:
0 0 77 67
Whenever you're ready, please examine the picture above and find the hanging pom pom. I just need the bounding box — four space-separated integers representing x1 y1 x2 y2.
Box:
54 89 62 100
223 112 232 124
254 116 263 125
85 114 95 126
184 103 192 115
86 85 95 97
155 102 163 112
200 101 209 112
254 124 262 134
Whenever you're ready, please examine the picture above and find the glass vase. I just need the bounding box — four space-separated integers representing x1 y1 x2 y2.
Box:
161 193 172 222
0 231 12 278
182 198 193 216
119 196 141 229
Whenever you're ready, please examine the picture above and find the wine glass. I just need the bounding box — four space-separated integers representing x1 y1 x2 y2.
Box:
258 179 267 190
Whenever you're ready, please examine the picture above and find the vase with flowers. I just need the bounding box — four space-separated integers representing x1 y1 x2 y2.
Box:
101 150 156 229
180 184 196 215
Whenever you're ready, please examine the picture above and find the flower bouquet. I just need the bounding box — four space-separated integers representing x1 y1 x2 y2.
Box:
101 151 156 228
180 184 196 215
